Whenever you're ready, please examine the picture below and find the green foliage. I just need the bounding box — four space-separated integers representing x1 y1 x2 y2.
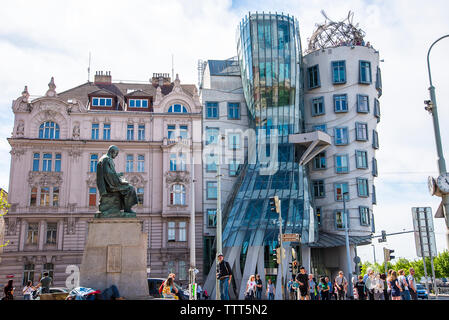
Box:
0 189 10 248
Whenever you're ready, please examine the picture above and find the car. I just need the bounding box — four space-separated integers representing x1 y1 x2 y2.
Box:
32 287 69 300
416 284 429 299
148 278 166 298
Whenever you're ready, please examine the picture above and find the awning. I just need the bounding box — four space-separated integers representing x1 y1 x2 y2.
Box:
307 231 372 248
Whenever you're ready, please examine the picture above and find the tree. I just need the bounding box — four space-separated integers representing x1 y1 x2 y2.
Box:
0 189 10 248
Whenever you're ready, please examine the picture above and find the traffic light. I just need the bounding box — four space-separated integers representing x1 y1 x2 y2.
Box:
273 247 279 265
389 249 395 260
291 260 298 276
275 247 281 264
269 196 281 213
357 265 363 274
383 248 395 262
289 262 293 273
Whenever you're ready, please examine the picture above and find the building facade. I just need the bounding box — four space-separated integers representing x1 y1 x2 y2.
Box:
0 72 204 293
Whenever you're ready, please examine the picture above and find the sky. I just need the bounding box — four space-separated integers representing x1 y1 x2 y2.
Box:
1 0 449 265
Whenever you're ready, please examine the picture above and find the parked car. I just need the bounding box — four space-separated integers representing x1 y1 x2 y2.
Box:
32 287 69 300
416 284 429 299
148 278 165 298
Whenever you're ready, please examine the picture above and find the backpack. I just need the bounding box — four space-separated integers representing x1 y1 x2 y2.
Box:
158 281 166 294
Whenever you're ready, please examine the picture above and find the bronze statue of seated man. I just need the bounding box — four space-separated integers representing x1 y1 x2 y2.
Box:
95 145 138 218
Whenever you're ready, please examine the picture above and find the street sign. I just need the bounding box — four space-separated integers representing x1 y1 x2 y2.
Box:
412 207 437 257
282 233 300 242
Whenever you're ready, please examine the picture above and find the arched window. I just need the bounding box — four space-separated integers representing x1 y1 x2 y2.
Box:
39 121 60 139
168 104 188 113
170 184 186 205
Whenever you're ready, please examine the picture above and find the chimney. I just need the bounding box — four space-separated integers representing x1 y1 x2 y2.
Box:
151 73 171 86
94 71 112 85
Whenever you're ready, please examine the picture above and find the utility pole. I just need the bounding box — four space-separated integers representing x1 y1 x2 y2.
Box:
343 192 353 299
188 153 196 300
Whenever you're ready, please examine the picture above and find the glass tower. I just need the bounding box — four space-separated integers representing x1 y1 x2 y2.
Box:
219 13 316 293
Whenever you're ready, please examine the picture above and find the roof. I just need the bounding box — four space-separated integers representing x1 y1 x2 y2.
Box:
307 231 372 248
208 58 240 76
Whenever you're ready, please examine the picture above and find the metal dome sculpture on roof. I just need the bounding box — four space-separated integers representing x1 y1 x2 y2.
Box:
306 10 366 54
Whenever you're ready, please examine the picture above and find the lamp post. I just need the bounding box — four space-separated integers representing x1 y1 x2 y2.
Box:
189 152 197 300
426 34 449 248
371 244 376 264
343 191 354 299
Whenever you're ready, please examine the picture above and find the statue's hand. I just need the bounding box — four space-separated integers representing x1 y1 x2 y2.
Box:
117 172 124 177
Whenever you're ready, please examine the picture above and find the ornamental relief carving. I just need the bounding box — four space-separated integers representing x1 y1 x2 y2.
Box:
10 147 26 160
123 173 147 188
68 147 82 159
164 171 190 185
28 171 63 187
86 172 97 187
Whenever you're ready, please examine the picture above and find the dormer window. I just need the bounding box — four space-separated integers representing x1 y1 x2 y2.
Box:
129 99 148 108
168 104 188 113
92 97 112 107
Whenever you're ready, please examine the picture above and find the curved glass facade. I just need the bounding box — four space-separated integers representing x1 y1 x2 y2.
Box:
222 13 316 258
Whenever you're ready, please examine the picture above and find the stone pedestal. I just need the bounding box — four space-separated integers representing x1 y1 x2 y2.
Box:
79 219 148 299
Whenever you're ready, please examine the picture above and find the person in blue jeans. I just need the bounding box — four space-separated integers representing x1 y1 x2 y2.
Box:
255 275 263 300
216 253 232 300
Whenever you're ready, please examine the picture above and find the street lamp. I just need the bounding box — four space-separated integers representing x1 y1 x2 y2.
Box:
426 34 449 249
342 191 354 299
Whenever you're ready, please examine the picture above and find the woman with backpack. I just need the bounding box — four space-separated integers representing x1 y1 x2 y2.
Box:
388 271 401 300
398 269 411 300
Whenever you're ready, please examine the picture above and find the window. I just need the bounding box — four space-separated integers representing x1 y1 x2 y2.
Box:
168 104 187 113
27 223 39 245
103 124 111 140
129 99 148 108
312 180 325 198
42 263 54 281
374 99 381 122
372 185 377 205
30 187 37 206
313 152 326 170
126 154 134 172
90 154 98 173
39 121 60 139
359 206 370 226
42 153 52 172
40 187 50 206
89 187 97 206
23 263 35 286
313 124 327 133
335 210 348 230
137 155 145 172
167 125 176 139
228 102 240 120
168 222 176 241
355 122 368 141
91 123 99 140
334 183 349 201
335 154 349 173
206 181 218 200
179 222 187 242
229 159 240 176
167 261 175 273
228 133 241 149
178 260 187 281
372 157 378 177
46 223 57 244
357 94 370 113
170 153 186 172
137 187 144 206
359 60 372 84
207 209 217 227
33 153 40 171
92 97 112 106
357 178 369 197
372 130 379 149
127 124 134 141
138 124 145 141
55 154 61 172
332 61 346 84
206 153 218 172
316 207 322 226
334 94 348 113
52 187 59 207
179 125 188 139
355 150 368 169
376 67 383 97
206 102 219 119
170 184 186 205
311 97 325 116
307 65 320 89
205 127 219 145
334 127 349 145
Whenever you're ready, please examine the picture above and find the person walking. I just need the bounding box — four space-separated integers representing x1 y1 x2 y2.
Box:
266 279 275 300
365 269 376 300
287 278 296 300
244 275 256 300
295 266 309 300
355 275 366 300
216 253 232 300
334 271 347 300
326 277 335 300
388 271 401 300
319 277 329 300
3 280 14 300
22 281 36 300
407 268 418 300
308 274 318 300
398 269 411 300
255 274 263 300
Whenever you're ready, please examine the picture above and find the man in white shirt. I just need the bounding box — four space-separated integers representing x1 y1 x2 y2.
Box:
407 268 418 300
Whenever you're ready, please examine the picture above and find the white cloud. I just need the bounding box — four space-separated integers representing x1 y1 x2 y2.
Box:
1 0 449 263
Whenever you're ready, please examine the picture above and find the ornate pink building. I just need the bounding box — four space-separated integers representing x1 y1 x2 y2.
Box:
0 72 204 292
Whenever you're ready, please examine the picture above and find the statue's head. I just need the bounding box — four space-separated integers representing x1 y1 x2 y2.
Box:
107 145 119 159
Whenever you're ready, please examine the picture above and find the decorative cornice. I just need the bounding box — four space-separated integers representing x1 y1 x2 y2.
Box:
28 171 63 187
165 171 190 184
